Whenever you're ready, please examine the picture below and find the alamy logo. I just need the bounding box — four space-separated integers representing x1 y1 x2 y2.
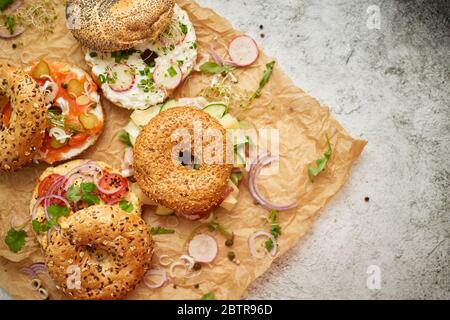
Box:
366 265 381 290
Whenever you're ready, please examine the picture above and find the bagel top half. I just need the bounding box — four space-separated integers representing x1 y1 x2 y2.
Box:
0 59 46 172
66 0 175 52
133 107 233 217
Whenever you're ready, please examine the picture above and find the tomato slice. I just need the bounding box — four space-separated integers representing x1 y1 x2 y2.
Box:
68 133 89 147
98 173 128 205
38 173 67 206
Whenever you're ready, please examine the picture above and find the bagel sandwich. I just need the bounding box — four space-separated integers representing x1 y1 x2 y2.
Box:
83 3 197 110
27 60 104 164
133 106 247 220
0 59 47 171
30 159 141 249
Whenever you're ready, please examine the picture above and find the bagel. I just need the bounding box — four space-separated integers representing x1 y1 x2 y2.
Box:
84 4 197 110
134 107 233 219
30 159 141 249
66 0 175 52
27 60 104 164
45 205 153 300
0 59 46 171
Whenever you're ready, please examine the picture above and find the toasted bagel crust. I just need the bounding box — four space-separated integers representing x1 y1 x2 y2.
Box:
45 205 153 300
134 107 232 218
0 60 46 171
66 0 175 52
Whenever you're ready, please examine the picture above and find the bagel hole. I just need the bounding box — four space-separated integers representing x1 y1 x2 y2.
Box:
85 246 110 263
141 49 158 67
177 150 201 170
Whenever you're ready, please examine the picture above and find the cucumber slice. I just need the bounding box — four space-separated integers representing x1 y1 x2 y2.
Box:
234 149 246 168
130 105 160 127
159 99 178 113
203 103 227 120
124 120 140 146
219 113 239 129
155 205 175 216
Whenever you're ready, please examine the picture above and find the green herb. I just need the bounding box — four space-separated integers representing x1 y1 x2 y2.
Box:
138 78 154 93
177 60 184 66
268 209 281 238
110 48 136 63
167 66 177 77
32 204 70 234
118 130 133 147
200 292 216 300
150 226 175 235
249 61 275 101
179 23 188 35
307 135 332 182
189 41 197 50
4 15 14 34
0 0 13 11
98 74 106 84
119 200 134 213
207 222 233 240
264 239 274 252
46 109 65 127
5 228 26 253
89 52 98 58
67 183 99 206
199 61 235 75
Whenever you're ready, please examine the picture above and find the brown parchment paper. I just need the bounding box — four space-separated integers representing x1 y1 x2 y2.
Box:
0 0 366 299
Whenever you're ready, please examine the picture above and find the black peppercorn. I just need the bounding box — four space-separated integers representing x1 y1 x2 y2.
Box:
193 262 201 271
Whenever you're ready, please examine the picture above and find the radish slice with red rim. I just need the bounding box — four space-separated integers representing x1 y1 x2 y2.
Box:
153 62 182 90
228 35 259 67
108 64 135 92
188 234 218 263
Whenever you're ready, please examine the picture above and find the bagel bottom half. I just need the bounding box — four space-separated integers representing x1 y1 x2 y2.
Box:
133 107 232 219
45 205 153 300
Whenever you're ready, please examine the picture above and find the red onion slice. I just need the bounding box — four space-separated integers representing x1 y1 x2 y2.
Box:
32 195 71 221
247 153 298 211
248 230 277 258
143 267 167 289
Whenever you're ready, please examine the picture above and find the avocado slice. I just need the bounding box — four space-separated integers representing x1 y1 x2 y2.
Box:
130 105 160 127
202 103 227 120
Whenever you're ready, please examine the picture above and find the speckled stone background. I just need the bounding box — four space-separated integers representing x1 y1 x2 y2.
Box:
1 0 449 300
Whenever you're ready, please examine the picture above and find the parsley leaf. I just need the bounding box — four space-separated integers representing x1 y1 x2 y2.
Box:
200 292 216 300
265 239 274 252
199 61 234 75
307 135 332 182
249 61 275 101
118 130 133 147
4 15 14 34
119 200 134 213
0 0 13 11
47 204 70 219
150 226 175 235
67 183 99 206
5 228 26 253
32 204 70 234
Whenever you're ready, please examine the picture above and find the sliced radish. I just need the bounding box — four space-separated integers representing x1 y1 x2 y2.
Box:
108 64 135 92
228 35 259 67
188 234 218 263
153 62 182 90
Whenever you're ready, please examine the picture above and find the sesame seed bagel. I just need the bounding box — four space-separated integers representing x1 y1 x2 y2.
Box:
0 59 46 171
134 107 233 219
45 205 153 300
66 0 175 52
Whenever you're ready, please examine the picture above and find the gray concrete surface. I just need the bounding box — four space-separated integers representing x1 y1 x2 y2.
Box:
192 0 449 299
1 0 448 300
